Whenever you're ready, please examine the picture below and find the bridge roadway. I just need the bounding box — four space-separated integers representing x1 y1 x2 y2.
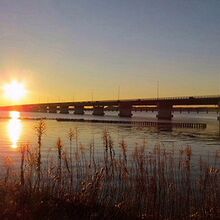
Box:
0 95 220 120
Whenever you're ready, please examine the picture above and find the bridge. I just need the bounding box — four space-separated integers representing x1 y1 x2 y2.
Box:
0 95 220 120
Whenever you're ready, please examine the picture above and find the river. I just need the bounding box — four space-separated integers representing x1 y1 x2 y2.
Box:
0 110 219 169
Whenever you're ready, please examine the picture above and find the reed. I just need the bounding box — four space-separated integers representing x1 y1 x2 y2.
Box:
0 121 219 219
34 120 46 184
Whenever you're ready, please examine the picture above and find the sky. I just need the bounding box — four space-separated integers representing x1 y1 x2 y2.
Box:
0 0 220 105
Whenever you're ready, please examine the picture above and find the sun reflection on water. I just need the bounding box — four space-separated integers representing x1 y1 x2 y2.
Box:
8 111 22 149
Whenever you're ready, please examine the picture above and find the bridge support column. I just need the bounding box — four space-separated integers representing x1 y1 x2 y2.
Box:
60 106 69 114
49 106 57 113
74 106 84 115
157 103 173 120
38 106 47 113
118 103 133 117
93 106 105 116
218 102 220 136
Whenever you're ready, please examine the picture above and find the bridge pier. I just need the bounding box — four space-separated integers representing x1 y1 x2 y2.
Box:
49 106 57 113
74 106 84 115
118 103 133 117
93 106 105 116
218 102 220 136
59 106 69 114
39 106 48 113
157 103 173 120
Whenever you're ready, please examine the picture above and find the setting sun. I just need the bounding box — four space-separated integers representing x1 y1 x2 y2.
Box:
3 81 27 102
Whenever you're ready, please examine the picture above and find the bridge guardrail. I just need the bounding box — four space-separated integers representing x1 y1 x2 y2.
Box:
1 95 220 108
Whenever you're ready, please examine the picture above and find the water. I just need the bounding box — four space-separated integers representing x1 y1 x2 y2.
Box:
0 110 219 169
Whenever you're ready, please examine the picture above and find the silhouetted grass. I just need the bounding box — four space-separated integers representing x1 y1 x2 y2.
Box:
0 120 219 219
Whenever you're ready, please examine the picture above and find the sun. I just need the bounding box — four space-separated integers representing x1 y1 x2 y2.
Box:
3 81 27 102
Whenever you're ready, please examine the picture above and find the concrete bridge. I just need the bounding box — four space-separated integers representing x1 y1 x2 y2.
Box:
0 95 220 120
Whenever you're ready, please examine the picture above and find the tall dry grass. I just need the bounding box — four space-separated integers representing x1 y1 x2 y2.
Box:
0 120 219 219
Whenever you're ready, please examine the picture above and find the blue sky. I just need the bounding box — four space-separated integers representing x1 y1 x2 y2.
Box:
0 0 219 104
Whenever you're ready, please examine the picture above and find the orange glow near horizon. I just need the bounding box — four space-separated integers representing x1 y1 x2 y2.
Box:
3 81 27 102
8 111 22 149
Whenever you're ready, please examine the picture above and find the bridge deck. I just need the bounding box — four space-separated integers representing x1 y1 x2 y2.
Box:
1 95 220 109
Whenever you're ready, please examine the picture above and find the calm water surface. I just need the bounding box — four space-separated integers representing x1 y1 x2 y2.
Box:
0 110 219 168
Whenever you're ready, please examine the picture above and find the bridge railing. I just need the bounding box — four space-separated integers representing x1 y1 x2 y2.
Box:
111 95 220 102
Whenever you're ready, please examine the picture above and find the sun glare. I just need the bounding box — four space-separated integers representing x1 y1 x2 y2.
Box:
10 111 20 119
8 111 22 149
3 81 27 102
